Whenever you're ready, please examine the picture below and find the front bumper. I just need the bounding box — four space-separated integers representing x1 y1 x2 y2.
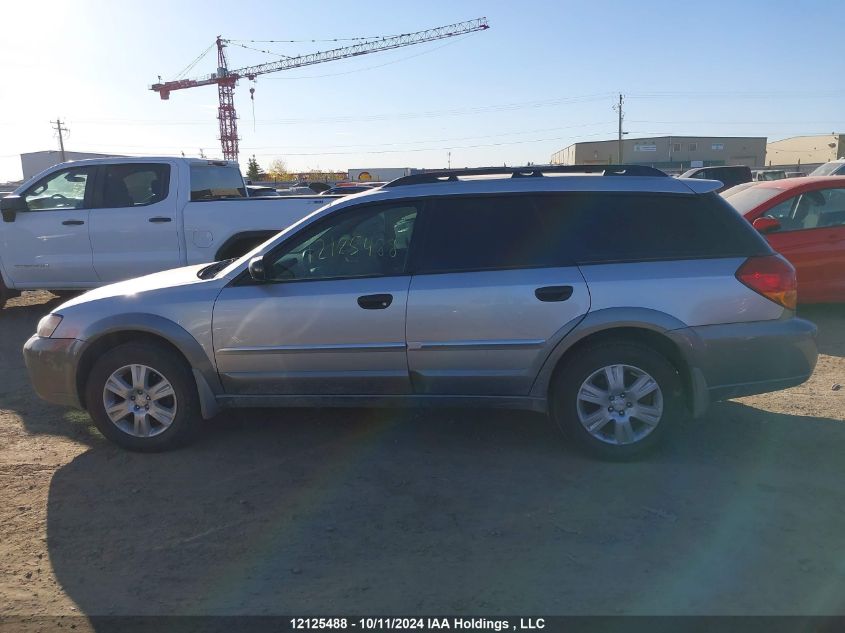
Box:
686 317 818 402
22 335 86 409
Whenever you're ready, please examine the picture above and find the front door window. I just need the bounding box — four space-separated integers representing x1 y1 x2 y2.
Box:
766 188 845 231
266 203 418 282
23 167 92 211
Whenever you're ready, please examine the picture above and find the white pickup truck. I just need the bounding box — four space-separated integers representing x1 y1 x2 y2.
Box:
0 157 336 304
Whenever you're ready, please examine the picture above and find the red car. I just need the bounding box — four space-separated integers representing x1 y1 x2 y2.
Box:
723 177 845 303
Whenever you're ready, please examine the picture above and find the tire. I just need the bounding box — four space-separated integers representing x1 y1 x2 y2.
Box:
550 341 684 459
85 342 201 451
0 277 18 308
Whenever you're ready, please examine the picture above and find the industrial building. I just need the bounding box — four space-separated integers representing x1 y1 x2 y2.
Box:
765 133 844 170
20 150 125 180
348 167 423 182
550 136 767 172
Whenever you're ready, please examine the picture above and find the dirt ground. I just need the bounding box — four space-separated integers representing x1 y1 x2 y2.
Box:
1 291 844 620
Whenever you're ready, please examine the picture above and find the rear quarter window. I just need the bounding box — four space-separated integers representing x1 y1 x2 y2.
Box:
535 192 771 264
190 165 246 201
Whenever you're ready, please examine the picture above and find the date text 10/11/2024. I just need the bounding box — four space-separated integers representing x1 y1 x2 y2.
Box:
290 618 547 630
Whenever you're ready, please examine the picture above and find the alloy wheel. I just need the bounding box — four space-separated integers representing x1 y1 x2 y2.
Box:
102 364 178 438
575 363 664 445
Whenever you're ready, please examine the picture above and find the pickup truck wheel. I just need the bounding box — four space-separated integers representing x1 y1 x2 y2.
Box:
551 342 683 460
0 279 20 309
85 343 201 451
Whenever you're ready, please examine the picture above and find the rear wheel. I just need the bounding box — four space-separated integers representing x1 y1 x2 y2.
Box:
551 341 684 459
85 342 201 451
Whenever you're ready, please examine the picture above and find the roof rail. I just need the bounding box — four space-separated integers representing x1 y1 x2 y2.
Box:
384 164 667 187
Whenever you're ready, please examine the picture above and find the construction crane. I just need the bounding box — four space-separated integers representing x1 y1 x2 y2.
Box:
151 17 489 162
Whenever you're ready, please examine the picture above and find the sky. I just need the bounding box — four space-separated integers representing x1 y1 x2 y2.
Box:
1 0 843 181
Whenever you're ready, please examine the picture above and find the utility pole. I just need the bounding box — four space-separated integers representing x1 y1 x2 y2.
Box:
50 118 68 162
613 94 624 164
448 152 451 169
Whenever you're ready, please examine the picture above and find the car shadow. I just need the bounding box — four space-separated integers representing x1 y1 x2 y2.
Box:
0 294 104 447
799 304 845 358
46 401 845 617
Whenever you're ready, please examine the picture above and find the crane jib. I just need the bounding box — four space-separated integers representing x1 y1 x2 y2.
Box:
149 17 490 162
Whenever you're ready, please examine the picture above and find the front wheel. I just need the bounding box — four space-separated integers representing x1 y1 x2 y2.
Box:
85 342 201 451
551 341 684 459
0 277 19 309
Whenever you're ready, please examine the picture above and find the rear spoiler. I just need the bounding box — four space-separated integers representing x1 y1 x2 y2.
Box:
678 178 723 194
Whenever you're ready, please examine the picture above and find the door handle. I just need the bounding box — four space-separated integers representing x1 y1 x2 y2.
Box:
148 217 172 223
357 293 393 310
61 219 84 226
535 285 574 302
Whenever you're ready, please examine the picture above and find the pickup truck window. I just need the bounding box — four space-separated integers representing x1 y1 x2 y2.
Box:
190 164 246 201
99 164 169 208
23 167 93 211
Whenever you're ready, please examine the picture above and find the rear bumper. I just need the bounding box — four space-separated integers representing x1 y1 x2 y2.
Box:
22 335 85 409
678 317 818 405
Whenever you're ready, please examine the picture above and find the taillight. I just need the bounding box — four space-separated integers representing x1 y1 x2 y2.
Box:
736 255 797 310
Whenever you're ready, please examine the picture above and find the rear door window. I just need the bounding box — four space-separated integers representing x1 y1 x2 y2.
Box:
97 164 170 208
416 195 572 274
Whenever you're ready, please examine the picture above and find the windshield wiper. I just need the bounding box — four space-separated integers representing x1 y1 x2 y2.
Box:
197 258 236 280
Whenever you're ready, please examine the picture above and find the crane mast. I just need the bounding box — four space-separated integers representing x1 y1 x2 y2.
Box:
215 37 239 164
151 18 489 162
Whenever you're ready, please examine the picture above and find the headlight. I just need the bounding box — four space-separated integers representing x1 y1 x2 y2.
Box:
36 314 63 338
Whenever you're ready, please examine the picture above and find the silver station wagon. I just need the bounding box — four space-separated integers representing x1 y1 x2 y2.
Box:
23 165 818 458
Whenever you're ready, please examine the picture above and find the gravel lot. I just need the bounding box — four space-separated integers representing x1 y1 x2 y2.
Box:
1 291 844 619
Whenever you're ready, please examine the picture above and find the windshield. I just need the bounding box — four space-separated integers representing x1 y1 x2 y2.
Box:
721 185 784 214
811 161 845 176
721 182 757 198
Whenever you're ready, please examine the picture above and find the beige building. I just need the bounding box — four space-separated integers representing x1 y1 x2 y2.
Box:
765 134 844 169
550 136 767 172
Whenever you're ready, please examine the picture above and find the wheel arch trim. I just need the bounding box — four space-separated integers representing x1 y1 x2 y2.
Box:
529 307 708 415
76 313 222 419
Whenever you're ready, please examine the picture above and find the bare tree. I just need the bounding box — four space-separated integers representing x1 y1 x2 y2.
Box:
267 158 289 182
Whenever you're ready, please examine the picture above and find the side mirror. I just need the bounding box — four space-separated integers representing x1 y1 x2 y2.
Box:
0 195 27 222
752 216 782 234
248 255 266 281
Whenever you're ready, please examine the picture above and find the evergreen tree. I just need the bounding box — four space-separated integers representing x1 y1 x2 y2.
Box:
246 155 266 181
